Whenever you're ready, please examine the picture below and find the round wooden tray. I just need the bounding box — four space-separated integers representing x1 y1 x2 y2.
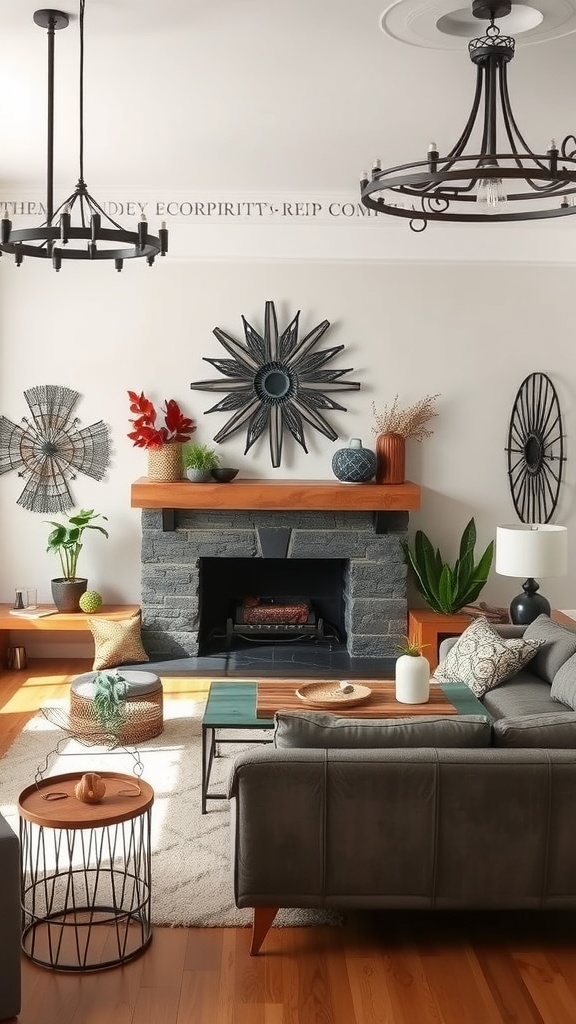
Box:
295 681 372 709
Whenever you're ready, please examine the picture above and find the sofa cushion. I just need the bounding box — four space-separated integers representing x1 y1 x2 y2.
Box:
551 651 576 710
480 671 565 719
273 710 492 749
523 614 576 684
433 616 544 697
493 712 576 748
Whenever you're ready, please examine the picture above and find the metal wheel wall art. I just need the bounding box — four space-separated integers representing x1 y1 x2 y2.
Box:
505 372 565 524
0 385 111 513
190 300 360 468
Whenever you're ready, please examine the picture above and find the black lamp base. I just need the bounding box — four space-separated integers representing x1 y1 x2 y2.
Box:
509 578 551 625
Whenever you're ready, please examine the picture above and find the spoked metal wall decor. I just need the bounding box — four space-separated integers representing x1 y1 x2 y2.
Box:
0 385 110 513
504 372 565 524
190 301 360 468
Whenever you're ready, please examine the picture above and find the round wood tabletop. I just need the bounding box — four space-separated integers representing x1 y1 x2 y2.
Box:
18 771 154 828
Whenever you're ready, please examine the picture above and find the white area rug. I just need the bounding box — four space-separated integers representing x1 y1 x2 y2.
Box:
0 700 337 929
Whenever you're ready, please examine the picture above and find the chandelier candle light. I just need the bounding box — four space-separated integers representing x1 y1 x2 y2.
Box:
360 0 576 231
0 2 168 270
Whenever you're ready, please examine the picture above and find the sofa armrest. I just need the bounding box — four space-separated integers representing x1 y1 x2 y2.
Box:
0 812 21 1020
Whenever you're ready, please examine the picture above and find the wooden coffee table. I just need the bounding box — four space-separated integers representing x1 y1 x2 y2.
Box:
256 679 457 718
201 679 488 813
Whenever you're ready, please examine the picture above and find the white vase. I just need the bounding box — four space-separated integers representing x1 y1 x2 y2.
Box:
395 653 430 704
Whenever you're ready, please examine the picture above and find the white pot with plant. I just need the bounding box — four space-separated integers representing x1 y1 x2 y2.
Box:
183 443 220 482
395 637 430 704
45 508 109 613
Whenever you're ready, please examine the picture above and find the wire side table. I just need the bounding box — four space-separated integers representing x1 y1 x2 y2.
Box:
18 771 154 972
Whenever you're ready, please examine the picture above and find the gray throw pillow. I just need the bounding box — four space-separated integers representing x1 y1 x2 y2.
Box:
493 711 576 748
273 710 492 749
523 614 576 684
551 651 576 710
433 616 545 697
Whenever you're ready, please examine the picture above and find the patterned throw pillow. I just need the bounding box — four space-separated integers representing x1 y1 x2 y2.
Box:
88 611 149 671
434 616 545 698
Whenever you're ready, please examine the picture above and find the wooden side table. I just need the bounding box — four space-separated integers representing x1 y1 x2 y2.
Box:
408 609 473 672
18 771 154 971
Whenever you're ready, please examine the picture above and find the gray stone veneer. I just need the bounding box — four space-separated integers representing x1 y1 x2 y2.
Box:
140 508 408 660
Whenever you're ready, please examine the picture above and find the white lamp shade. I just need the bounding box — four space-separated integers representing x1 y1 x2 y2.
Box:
495 524 568 579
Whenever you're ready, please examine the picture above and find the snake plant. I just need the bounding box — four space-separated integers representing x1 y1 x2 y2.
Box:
402 518 494 615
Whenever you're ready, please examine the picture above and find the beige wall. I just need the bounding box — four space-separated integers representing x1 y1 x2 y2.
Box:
0 256 574 625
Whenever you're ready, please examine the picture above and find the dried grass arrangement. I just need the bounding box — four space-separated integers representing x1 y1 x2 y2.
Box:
372 393 440 441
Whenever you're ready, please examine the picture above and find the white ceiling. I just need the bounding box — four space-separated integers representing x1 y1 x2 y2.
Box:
0 0 574 197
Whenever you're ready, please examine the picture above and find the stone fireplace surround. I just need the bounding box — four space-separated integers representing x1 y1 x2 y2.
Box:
135 479 420 663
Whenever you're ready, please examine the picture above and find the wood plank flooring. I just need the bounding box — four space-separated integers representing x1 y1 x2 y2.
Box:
3 659 576 1024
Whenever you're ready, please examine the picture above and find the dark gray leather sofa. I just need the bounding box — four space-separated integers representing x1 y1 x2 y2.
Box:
229 616 576 954
0 811 21 1019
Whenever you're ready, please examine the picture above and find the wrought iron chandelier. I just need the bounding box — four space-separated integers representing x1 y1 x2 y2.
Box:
360 0 576 232
0 3 167 271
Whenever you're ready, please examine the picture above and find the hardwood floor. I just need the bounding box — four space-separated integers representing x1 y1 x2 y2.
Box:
3 660 576 1023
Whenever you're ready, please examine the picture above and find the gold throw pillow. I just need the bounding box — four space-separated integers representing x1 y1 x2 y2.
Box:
88 611 149 671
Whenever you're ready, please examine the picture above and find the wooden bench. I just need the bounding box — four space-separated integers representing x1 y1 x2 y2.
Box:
0 604 140 673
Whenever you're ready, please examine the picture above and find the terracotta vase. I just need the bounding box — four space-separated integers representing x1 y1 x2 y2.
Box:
375 432 406 484
147 443 182 482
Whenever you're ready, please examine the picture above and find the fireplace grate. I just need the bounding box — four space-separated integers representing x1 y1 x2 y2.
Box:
225 597 328 648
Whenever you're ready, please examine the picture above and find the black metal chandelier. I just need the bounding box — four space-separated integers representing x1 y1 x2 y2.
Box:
0 3 167 271
360 0 576 232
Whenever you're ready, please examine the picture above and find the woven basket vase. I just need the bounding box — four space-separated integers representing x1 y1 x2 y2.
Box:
147 443 183 481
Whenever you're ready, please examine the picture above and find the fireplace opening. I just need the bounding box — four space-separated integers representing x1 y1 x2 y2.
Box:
199 557 346 654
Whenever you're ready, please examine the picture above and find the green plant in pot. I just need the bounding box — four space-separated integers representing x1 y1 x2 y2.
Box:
402 517 494 615
183 442 220 482
46 508 109 612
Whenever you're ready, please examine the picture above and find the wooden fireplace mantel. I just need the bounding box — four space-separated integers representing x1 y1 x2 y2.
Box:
131 478 421 532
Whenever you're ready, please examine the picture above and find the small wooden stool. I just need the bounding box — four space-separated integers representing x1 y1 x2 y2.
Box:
70 670 163 743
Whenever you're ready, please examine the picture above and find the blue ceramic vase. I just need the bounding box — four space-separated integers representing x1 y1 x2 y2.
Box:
332 438 376 483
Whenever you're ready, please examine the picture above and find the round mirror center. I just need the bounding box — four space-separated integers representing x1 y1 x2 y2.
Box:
262 369 291 399
524 434 542 472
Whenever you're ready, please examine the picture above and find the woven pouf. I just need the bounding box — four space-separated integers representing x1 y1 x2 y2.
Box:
70 670 163 744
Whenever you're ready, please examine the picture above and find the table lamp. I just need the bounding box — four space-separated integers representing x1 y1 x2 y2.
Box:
495 524 568 625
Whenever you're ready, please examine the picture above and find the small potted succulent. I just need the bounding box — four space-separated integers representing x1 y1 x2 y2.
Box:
183 442 220 482
45 508 109 612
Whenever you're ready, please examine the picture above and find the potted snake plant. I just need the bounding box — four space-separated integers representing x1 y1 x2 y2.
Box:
401 517 493 615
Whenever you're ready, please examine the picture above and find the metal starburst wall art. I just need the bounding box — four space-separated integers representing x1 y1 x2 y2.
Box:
190 300 360 468
0 385 111 512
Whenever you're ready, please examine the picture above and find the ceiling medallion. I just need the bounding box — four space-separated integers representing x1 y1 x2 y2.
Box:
363 0 576 230
381 1 576 50
190 301 360 469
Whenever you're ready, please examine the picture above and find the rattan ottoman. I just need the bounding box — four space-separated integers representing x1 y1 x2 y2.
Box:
70 670 163 744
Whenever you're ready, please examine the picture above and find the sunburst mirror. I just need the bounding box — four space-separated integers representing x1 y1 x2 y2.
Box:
190 300 360 468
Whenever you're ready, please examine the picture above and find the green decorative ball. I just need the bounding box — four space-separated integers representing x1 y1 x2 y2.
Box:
79 590 103 613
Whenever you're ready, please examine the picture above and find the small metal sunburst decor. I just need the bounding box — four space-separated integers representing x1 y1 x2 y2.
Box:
190 300 360 468
0 384 111 513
